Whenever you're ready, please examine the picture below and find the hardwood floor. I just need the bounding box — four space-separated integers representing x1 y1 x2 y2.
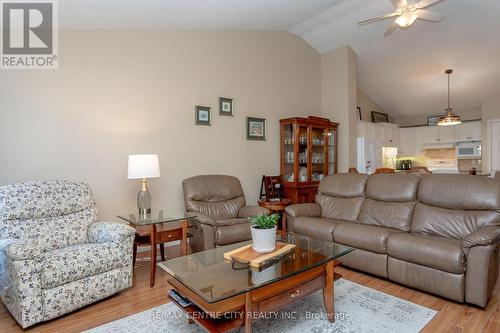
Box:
0 245 498 332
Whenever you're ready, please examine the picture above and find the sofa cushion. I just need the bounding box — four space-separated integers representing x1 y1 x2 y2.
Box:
366 174 420 202
387 233 465 274
317 173 368 198
216 218 250 226
315 195 363 222
333 223 403 254
418 174 500 211
358 199 415 231
41 243 124 289
215 222 251 246
292 217 342 241
411 202 500 240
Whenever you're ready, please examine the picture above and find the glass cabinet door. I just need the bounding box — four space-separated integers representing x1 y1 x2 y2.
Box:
298 126 309 183
327 128 336 175
311 127 326 182
282 123 295 182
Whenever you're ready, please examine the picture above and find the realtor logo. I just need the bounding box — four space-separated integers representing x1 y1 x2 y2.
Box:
1 0 58 69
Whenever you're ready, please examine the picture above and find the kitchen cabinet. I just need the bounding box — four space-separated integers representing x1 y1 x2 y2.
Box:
384 127 399 147
455 121 482 142
438 126 456 142
423 125 456 143
399 128 415 156
423 126 438 144
414 127 425 155
357 120 399 147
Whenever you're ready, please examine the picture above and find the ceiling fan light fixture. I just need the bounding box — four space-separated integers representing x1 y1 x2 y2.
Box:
395 12 418 27
437 69 462 126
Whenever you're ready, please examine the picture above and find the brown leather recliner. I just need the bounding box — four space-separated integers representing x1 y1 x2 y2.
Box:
182 175 269 252
286 173 500 307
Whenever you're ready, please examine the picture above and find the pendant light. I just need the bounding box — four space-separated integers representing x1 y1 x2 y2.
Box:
437 69 462 126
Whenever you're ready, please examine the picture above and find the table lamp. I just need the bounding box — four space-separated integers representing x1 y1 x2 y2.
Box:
127 154 160 215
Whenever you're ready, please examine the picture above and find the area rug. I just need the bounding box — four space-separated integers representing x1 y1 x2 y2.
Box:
84 279 436 333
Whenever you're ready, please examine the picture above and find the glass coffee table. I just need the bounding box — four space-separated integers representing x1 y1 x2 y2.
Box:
159 233 354 333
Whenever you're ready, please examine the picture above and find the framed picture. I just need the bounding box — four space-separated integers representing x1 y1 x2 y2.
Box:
219 97 233 116
195 106 211 126
356 107 362 121
247 117 266 141
371 111 389 123
427 114 444 126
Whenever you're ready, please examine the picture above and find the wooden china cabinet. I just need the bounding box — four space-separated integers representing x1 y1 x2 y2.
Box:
280 116 339 204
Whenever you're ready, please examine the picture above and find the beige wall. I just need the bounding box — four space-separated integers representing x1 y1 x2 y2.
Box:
395 109 481 126
321 46 357 171
0 30 321 221
357 87 394 123
481 95 500 174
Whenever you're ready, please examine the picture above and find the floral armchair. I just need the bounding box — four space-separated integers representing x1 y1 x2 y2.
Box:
0 180 135 328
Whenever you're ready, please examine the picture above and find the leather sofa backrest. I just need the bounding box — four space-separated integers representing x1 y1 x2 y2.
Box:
358 174 420 231
0 180 97 251
182 175 246 220
411 175 500 239
315 173 369 222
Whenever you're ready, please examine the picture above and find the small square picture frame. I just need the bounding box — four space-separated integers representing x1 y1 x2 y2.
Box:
219 97 233 116
195 106 211 126
247 117 266 141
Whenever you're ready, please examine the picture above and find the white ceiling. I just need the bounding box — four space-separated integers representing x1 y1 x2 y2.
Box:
292 0 500 118
60 0 500 118
60 0 339 30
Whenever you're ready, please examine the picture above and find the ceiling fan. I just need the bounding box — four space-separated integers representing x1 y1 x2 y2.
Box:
358 0 446 36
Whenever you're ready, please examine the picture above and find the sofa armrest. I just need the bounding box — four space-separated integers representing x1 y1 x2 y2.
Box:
238 205 270 218
87 222 135 244
463 225 500 248
4 241 44 261
186 211 217 226
285 203 321 218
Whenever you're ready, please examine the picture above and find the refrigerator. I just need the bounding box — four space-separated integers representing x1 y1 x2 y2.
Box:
357 137 383 174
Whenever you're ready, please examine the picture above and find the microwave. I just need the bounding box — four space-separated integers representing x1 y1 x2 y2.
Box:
456 142 481 158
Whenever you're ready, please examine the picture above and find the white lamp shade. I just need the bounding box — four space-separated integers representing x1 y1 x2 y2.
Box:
127 154 160 179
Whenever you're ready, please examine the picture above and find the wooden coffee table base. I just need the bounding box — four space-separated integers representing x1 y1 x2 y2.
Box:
168 260 341 333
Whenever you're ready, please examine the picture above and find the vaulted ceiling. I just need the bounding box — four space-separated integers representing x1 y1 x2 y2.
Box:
61 0 500 118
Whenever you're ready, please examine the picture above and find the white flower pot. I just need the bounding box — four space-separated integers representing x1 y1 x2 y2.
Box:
251 225 277 253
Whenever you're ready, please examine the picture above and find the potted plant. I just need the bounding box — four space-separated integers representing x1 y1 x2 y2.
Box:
249 214 279 253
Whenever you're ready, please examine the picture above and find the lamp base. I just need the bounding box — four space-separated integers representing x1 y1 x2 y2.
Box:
137 178 152 216
138 208 151 215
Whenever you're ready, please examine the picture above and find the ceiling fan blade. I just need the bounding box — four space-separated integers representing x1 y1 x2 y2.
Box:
391 0 408 8
418 0 447 9
358 12 399 25
417 9 445 21
384 21 399 37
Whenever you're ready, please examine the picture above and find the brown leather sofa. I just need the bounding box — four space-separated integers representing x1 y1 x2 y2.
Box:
183 175 269 252
286 173 500 307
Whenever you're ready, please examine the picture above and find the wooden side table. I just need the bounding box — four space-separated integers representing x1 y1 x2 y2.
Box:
117 211 196 287
257 198 292 232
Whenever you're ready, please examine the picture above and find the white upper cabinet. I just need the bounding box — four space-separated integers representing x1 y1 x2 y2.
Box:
383 126 399 146
399 127 415 156
423 126 439 144
414 127 425 155
423 125 456 143
438 125 456 142
455 121 482 142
